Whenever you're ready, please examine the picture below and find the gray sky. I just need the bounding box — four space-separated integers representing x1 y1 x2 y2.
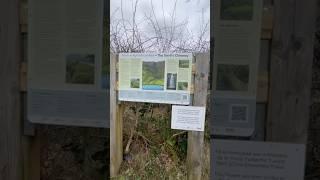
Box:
111 0 210 40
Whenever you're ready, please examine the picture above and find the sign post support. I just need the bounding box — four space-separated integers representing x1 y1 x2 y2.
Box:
110 53 210 179
187 53 210 180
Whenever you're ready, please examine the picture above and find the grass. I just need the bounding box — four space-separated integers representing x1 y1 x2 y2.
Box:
113 103 210 180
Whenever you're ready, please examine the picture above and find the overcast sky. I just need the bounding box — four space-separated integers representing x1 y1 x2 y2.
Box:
110 0 210 40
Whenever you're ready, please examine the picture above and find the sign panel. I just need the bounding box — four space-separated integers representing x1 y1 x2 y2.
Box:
27 0 108 128
212 0 263 136
171 106 206 131
118 53 193 105
211 139 306 180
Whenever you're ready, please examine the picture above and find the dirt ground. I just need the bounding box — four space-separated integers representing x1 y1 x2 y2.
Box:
40 126 109 180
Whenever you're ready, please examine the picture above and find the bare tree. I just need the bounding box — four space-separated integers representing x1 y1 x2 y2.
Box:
110 0 209 53
111 0 209 155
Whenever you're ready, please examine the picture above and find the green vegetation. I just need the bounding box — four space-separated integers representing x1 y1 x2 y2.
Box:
142 61 165 87
178 82 188 91
221 0 253 21
66 55 95 84
113 103 210 179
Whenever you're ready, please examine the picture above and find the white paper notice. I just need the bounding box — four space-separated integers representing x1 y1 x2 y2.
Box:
171 106 206 131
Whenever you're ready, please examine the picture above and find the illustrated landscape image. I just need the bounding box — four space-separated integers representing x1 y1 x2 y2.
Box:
66 54 95 84
179 60 190 68
178 82 188 91
130 78 140 88
220 0 253 21
216 64 249 91
142 60 165 90
166 73 177 90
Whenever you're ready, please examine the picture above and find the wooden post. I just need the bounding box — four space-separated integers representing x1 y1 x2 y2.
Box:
0 0 23 179
110 54 124 176
22 135 41 180
110 53 209 178
187 53 210 180
267 0 317 143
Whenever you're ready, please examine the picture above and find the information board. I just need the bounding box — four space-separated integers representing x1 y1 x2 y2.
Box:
212 139 306 180
27 0 108 128
118 53 193 105
212 0 263 136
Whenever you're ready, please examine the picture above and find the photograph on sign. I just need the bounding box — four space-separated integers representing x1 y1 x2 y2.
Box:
65 54 95 85
220 0 254 21
216 64 250 91
171 105 206 131
27 0 108 128
118 53 193 105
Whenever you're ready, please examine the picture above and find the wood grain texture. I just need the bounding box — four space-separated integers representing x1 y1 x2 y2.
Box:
110 54 123 177
187 53 210 180
22 135 40 180
267 0 317 143
0 0 23 179
261 5 273 40
257 40 271 103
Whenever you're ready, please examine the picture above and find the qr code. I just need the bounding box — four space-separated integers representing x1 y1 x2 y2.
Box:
230 104 248 122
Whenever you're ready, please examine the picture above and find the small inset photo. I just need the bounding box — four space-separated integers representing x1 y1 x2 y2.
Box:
179 60 190 68
220 0 253 21
66 54 95 84
130 78 140 88
178 82 188 91
216 64 249 91
166 73 177 90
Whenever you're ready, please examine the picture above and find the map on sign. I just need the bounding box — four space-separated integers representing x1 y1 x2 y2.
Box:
118 53 193 105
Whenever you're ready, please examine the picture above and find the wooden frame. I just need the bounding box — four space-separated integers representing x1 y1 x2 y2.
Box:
110 53 210 180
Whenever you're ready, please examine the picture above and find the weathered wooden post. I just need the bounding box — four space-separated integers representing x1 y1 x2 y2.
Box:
110 53 210 178
110 53 124 176
0 0 23 179
187 53 210 180
267 0 317 144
